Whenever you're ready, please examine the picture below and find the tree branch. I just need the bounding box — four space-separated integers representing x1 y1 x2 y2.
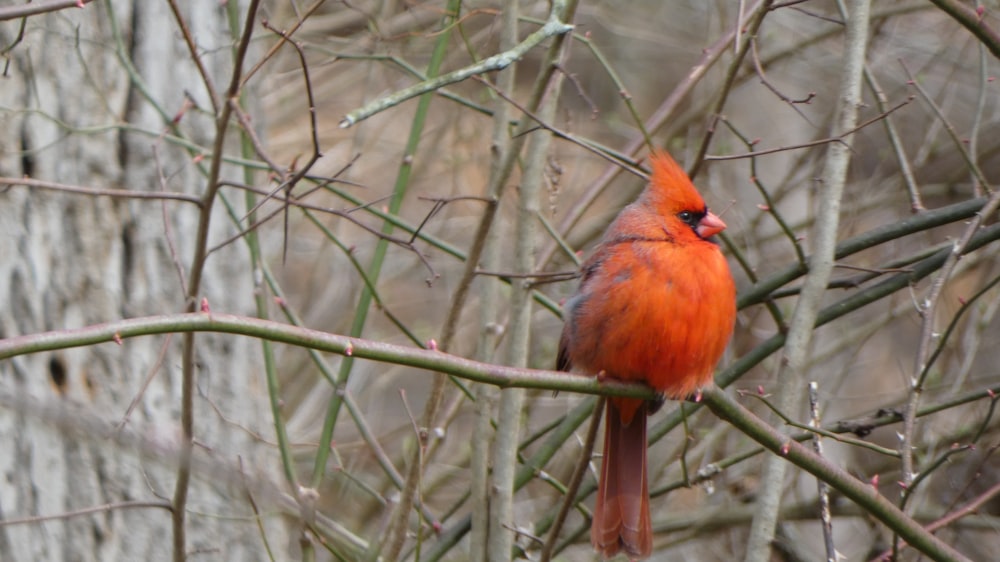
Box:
702 386 971 562
927 0 1000 60
338 8 574 128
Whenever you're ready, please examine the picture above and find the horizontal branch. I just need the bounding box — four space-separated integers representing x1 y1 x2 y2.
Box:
0 312 652 400
0 310 989 562
0 500 172 527
0 176 202 205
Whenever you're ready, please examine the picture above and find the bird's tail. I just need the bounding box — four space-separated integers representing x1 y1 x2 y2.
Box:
591 399 652 559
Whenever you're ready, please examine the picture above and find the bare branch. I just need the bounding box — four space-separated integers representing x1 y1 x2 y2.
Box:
927 0 1000 59
339 11 574 128
0 0 93 21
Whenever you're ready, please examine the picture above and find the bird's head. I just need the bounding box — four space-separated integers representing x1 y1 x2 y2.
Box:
645 150 727 240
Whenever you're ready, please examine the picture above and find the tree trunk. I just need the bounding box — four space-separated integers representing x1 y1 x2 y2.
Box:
0 2 288 560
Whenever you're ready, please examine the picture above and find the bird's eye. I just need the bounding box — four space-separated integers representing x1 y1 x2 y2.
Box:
677 209 706 229
677 211 701 224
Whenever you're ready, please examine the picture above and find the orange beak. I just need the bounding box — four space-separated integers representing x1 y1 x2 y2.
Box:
696 211 726 238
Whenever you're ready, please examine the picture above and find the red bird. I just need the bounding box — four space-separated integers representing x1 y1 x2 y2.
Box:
558 151 736 559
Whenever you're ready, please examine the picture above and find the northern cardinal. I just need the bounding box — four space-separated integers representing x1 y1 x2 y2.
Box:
557 151 736 559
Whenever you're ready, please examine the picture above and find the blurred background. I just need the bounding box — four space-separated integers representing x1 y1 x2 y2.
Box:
254 1 1000 560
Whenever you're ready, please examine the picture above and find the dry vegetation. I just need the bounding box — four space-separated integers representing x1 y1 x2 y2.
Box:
254 1 1000 560
1 1 998 561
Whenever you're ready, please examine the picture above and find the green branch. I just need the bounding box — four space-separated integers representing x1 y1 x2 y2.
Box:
0 312 652 400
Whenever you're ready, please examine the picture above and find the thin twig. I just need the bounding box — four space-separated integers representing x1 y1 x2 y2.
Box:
252 19 324 261
0 500 172 526
167 0 221 114
239 457 278 562
808 383 837 562
689 0 776 178
394 389 426 560
569 35 654 150
475 269 578 281
116 334 173 431
473 75 643 175
241 0 328 86
863 64 924 211
872 479 1000 562
0 176 201 204
750 37 816 124
718 117 807 265
408 196 492 245
153 148 190 295
705 98 911 161
229 100 286 175
743 392 901 457
970 33 989 196
900 60 993 194
539 398 604 562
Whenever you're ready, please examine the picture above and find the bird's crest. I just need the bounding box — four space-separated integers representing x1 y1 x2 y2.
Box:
646 151 708 213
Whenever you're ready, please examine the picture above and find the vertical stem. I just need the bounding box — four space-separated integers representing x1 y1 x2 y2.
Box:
469 4 519 561
743 1 870 561
372 4 464 560
232 29 302 562
226 13 299 498
172 2 261 560
485 3 576 557
969 17 988 197
427 3 577 557
488 31 569 562
808 382 836 562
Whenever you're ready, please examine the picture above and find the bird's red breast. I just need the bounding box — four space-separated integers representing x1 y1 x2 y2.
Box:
557 150 736 558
